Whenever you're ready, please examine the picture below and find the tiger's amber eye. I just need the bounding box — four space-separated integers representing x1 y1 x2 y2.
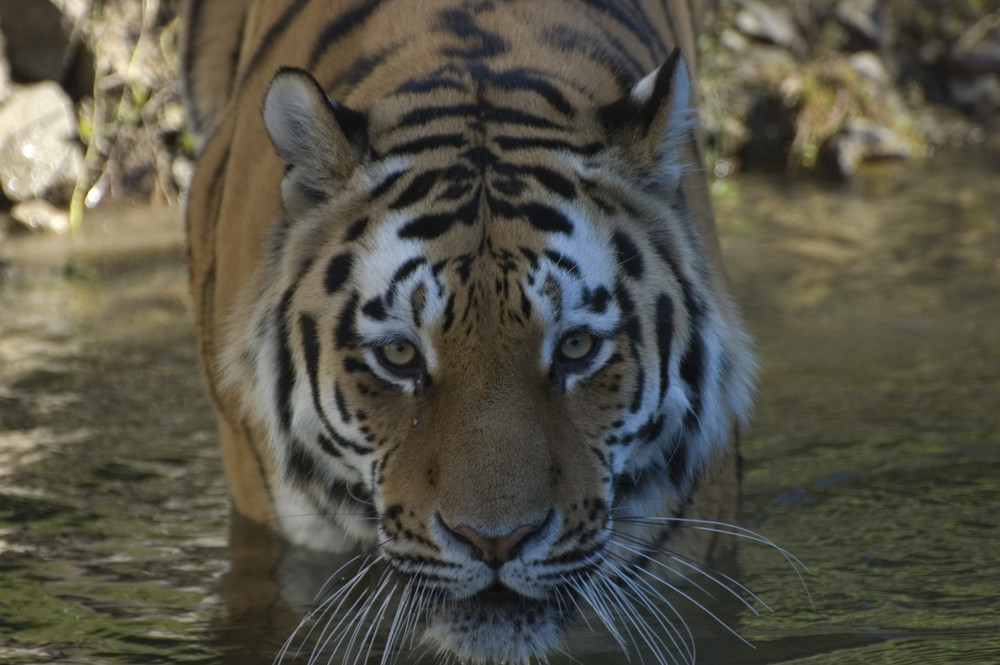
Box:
380 340 418 368
558 332 595 362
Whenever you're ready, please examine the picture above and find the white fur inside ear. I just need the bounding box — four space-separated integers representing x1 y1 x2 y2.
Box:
633 55 696 186
262 71 332 168
630 68 659 105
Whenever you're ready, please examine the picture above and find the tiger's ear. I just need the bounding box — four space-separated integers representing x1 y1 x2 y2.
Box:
599 49 696 188
262 67 368 213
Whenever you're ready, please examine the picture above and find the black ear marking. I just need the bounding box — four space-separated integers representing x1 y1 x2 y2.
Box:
599 48 683 139
596 48 694 185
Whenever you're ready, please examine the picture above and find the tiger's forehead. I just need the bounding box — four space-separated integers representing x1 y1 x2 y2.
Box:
336 61 631 348
343 169 623 359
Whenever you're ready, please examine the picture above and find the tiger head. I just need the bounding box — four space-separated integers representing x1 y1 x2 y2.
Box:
221 50 754 663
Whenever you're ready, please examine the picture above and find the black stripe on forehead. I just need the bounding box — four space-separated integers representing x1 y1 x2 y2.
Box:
358 256 429 324
612 231 644 279
398 192 479 240
543 249 581 278
335 292 360 349
582 285 611 314
392 256 427 283
325 253 354 293
518 202 574 235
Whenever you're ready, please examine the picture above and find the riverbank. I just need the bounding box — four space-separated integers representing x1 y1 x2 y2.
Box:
0 0 996 238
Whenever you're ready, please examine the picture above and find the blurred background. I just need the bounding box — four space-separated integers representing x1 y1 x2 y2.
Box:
0 0 996 237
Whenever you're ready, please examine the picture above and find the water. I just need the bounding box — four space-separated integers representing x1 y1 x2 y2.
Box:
1 144 997 664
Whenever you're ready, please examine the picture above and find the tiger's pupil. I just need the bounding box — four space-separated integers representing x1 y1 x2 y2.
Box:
559 332 594 361
382 340 417 367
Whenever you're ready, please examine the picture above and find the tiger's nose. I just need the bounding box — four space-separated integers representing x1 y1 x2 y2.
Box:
449 520 546 569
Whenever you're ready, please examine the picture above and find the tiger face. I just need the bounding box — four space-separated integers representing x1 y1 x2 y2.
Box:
185 0 754 662
216 59 752 662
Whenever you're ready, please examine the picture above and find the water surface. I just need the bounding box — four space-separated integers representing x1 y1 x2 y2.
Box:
0 144 997 664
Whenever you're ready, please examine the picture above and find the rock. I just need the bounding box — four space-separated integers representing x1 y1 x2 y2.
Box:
850 51 892 86
0 81 84 204
947 40 1000 76
10 199 70 234
720 28 751 54
0 0 94 99
850 51 909 118
735 1 807 57
821 118 912 177
948 74 1000 115
836 0 891 49
945 39 1000 116
172 155 195 194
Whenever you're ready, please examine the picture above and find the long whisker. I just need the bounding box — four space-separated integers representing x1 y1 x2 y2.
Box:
606 554 698 665
615 515 813 605
567 572 630 654
608 546 756 648
356 579 400 665
380 578 413 665
338 570 394 665
275 553 378 664
604 558 695 665
611 529 767 614
610 530 721 602
307 566 385 664
313 545 383 601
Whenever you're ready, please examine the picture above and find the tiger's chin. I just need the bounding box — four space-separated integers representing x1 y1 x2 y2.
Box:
422 585 569 664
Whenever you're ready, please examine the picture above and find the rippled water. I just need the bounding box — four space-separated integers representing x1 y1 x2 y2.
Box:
1 144 997 664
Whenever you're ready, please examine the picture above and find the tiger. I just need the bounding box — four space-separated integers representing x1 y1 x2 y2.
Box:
181 0 756 662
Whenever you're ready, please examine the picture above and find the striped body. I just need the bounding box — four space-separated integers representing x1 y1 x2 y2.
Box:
183 0 754 662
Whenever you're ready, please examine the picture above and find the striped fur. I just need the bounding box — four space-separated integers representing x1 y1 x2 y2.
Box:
183 0 755 662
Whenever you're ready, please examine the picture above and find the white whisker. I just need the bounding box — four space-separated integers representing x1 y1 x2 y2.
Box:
276 553 377 664
611 531 721 602
568 573 629 653
602 559 692 665
339 571 394 665
304 560 389 665
356 580 400 665
615 515 812 605
608 572 688 663
594 574 658 664
380 579 412 665
611 530 766 615
609 547 755 648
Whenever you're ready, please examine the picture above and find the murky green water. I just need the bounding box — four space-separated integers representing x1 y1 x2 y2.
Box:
1 144 997 664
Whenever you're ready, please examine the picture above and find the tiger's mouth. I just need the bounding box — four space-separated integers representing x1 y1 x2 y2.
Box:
465 581 548 608
422 579 575 663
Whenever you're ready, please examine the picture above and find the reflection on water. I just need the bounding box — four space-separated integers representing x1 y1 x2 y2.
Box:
1 145 998 664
